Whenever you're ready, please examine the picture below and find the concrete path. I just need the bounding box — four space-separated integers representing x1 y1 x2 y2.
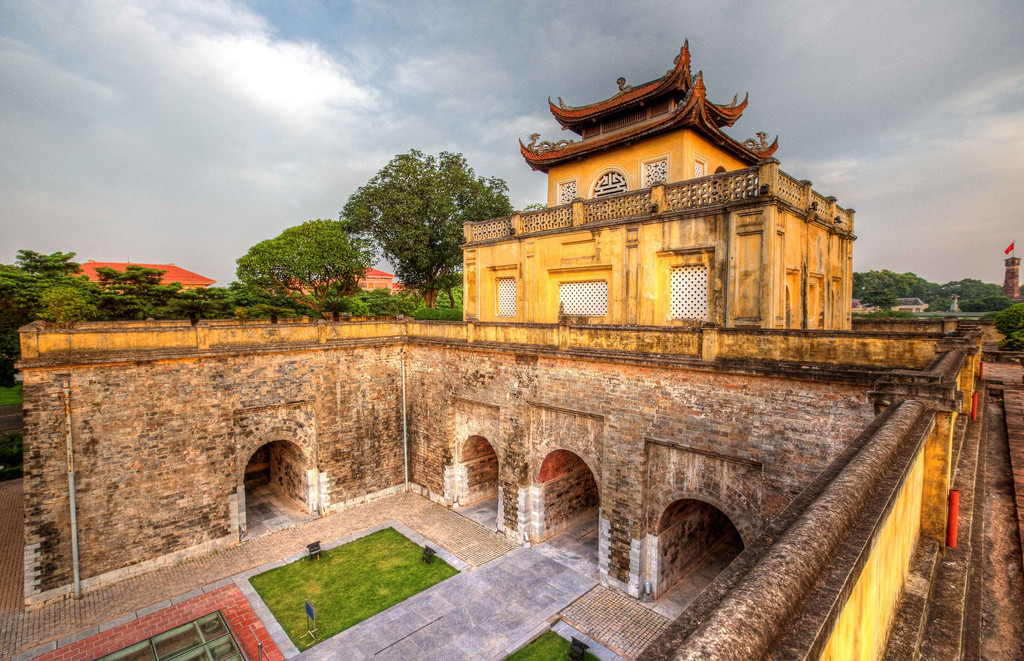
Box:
288 545 595 661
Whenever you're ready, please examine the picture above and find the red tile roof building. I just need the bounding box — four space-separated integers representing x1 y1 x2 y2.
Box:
360 267 400 292
79 261 216 289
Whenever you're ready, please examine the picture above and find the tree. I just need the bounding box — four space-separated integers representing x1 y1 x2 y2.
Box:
860 284 897 310
995 303 1024 350
93 265 181 319
38 287 97 327
342 150 513 307
236 219 372 316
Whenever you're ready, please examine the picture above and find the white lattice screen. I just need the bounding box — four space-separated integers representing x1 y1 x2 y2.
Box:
558 181 577 205
670 265 708 320
693 159 706 178
497 278 516 317
592 171 628 197
644 159 668 187
559 281 608 316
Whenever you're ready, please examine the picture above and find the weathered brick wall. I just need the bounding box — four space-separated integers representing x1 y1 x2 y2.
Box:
656 500 743 594
22 346 404 597
462 436 498 504
403 346 874 586
268 441 307 506
539 454 599 538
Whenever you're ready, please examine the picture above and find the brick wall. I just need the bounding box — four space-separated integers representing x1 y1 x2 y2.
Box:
539 451 599 538
267 440 307 506
22 346 404 598
22 338 874 600
461 436 498 504
403 345 873 587
655 499 743 594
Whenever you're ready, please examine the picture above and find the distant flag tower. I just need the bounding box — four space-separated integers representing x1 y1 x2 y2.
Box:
1004 241 1020 300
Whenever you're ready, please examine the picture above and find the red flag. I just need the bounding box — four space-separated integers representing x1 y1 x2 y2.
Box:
1007 242 1015 254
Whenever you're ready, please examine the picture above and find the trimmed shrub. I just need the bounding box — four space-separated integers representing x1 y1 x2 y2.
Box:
411 307 463 321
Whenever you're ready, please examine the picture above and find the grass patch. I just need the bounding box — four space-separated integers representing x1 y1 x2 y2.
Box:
505 631 601 661
249 527 458 650
0 385 21 407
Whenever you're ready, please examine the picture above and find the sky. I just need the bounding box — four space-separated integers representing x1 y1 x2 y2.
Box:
2 0 1023 287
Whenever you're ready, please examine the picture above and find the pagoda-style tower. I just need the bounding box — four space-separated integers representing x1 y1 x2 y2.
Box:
462 42 856 331
520 40 778 206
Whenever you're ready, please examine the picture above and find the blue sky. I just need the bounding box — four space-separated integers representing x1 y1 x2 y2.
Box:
2 0 1023 286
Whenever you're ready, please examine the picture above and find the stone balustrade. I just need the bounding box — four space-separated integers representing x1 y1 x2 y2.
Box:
463 159 855 243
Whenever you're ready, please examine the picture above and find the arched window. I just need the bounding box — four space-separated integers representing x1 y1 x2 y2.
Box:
592 170 628 197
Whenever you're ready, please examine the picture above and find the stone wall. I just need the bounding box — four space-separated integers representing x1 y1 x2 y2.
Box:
267 440 307 506
402 344 875 591
538 451 599 539
21 345 404 601
460 436 498 504
655 500 743 595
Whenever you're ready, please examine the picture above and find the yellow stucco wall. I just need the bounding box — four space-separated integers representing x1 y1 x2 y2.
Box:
819 445 925 661
465 199 853 329
544 129 749 205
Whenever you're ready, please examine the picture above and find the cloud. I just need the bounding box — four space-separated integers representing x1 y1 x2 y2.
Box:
1 0 1022 286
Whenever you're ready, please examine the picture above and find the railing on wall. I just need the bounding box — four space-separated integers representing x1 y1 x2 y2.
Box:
464 160 855 243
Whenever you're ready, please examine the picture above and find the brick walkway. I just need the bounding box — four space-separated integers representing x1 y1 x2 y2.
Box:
30 584 281 661
0 492 515 660
0 480 22 615
1001 388 1024 556
560 586 669 660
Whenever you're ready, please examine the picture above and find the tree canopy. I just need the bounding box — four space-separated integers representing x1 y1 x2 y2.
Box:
236 219 373 316
853 270 1010 312
341 150 512 307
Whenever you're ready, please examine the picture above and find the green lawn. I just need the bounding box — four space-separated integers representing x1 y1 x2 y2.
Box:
249 527 458 651
505 631 601 661
0 385 21 407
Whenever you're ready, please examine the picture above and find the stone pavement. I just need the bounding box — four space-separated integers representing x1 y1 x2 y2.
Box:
0 480 23 615
244 485 317 539
0 492 515 660
560 586 669 659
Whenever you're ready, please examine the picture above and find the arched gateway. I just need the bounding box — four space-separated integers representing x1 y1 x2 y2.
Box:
238 439 317 539
646 498 744 605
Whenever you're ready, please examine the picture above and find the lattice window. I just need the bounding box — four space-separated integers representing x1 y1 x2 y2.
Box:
592 171 628 198
497 278 516 317
644 159 668 187
670 265 708 320
558 181 578 205
693 159 707 178
559 281 608 316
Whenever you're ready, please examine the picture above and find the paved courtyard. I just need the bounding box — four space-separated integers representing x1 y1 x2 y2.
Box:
244 484 317 539
456 496 501 532
1 484 682 660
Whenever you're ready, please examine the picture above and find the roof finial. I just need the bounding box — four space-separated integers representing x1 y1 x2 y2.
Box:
693 70 706 96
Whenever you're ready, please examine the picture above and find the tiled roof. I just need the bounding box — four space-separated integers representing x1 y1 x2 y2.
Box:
363 268 395 279
896 298 926 306
79 261 215 287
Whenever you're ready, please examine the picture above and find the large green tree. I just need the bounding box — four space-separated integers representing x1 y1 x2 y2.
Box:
93 265 181 319
236 219 372 316
342 150 512 308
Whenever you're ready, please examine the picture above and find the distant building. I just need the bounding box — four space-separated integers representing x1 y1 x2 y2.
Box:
79 261 215 289
359 268 400 292
893 297 928 313
851 299 877 313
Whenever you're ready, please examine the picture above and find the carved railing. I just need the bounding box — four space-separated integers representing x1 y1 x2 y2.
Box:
664 167 759 211
776 171 805 207
465 161 853 242
582 189 652 224
521 204 572 233
471 216 513 241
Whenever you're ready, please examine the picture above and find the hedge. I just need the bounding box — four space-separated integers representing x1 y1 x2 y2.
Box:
411 307 463 321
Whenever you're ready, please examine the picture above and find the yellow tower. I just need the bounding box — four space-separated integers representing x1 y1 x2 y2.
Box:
463 42 856 330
